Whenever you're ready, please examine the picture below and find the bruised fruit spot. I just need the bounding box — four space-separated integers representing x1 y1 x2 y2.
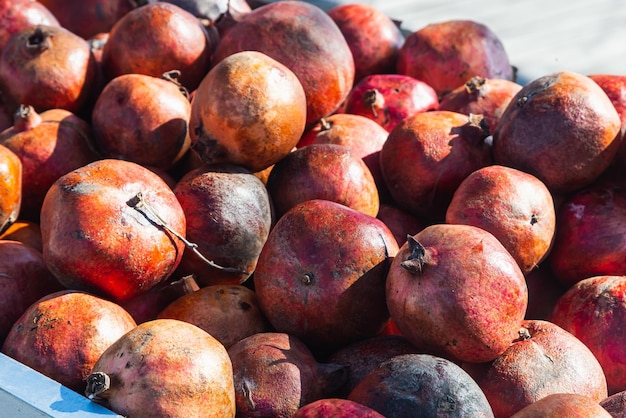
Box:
238 301 252 311
438 395 456 412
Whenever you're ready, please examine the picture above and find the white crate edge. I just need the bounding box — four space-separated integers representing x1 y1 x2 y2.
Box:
0 352 122 418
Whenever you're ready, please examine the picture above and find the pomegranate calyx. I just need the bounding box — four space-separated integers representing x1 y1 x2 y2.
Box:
464 76 486 94
85 371 111 401
26 26 51 53
364 88 384 117
13 105 42 132
400 235 430 275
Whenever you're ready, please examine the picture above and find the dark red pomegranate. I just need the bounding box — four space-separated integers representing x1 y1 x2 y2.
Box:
0 0 59 53
293 398 385 418
343 73 439 132
102 2 214 91
213 0 355 125
0 25 98 113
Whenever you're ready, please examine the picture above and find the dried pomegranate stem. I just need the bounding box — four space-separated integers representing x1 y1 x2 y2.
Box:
129 192 248 275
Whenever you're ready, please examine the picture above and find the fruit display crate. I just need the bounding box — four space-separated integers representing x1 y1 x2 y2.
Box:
0 353 121 418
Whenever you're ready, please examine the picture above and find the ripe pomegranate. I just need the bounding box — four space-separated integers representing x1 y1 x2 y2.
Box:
348 354 495 417
227 332 347 418
0 25 98 113
293 398 385 418
266 144 380 219
547 179 626 286
437 76 523 134
601 390 626 417
0 105 99 222
85 318 236 417
463 319 608 418
254 199 399 354
190 50 307 172
446 165 556 274
0 0 59 53
2 290 137 393
550 275 626 395
380 111 492 221
0 143 21 232
213 0 355 125
172 164 273 286
0 220 42 251
588 74 626 166
91 72 191 170
493 71 622 193
102 2 214 91
327 335 421 398
510 393 612 418
386 224 528 364
343 73 439 132
397 20 514 97
40 159 187 302
0 240 63 344
157 284 272 348
38 0 135 40
375 203 427 247
326 3 404 82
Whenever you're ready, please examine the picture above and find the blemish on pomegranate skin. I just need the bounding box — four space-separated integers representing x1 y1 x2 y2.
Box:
569 203 585 220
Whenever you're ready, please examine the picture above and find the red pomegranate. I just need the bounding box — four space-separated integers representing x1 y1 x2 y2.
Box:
588 73 626 166
0 220 42 251
254 199 399 354
326 3 404 82
102 2 214 91
91 72 192 170
40 159 187 302
397 20 514 97
386 224 528 364
190 50 307 173
0 0 60 53
0 105 99 222
380 111 492 221
293 398 385 418
2 290 137 393
0 25 98 113
510 393 612 418
213 0 355 125
85 319 236 417
343 73 439 132
493 71 621 193
0 143 21 231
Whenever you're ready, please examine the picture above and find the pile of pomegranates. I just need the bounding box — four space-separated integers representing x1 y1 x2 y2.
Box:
2 0 626 416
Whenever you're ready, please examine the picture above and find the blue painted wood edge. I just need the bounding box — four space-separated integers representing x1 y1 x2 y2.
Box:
0 352 123 417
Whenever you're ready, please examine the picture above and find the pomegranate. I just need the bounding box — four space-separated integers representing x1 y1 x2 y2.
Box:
190 50 307 172
386 224 528 363
85 318 236 417
0 220 42 251
437 76 523 134
0 0 59 53
0 240 63 344
445 165 556 274
293 398 385 418
510 393 612 418
0 25 98 113
327 335 421 398
227 332 347 417
38 0 135 40
549 275 626 394
524 264 567 320
493 71 622 193
343 73 439 132
326 3 404 82
547 178 626 286
601 391 626 417
91 72 192 170
254 199 399 354
266 143 380 219
213 0 355 125
0 143 21 232
375 203 427 247
397 19 514 97
157 284 272 348
172 163 273 286
2 289 137 393
380 111 492 221
588 73 626 167
348 354 495 417
0 105 99 222
463 319 608 418
40 159 187 302
102 2 214 91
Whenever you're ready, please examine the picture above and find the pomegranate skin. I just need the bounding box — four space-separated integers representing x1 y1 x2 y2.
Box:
1 290 137 393
510 393 612 418
397 20 514 97
213 0 355 125
293 398 385 418
589 73 626 166
0 25 97 113
85 319 236 417
493 71 622 194
0 0 60 52
0 143 21 232
102 2 214 91
386 224 528 364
